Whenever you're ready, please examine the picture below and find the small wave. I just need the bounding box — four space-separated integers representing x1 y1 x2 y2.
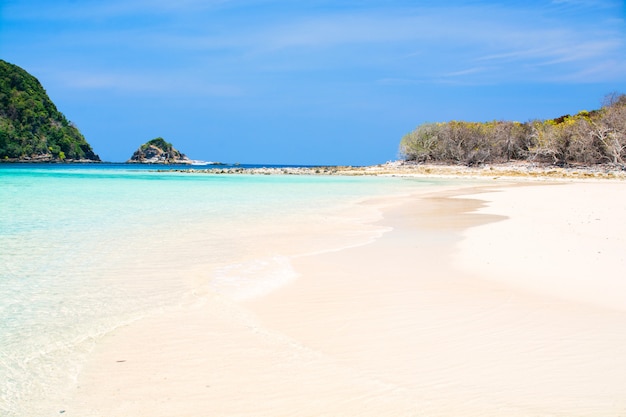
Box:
211 256 298 301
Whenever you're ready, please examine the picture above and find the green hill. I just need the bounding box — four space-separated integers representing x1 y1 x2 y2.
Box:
0 59 100 162
128 137 190 164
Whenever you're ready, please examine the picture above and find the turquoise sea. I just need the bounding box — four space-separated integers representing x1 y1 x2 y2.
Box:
0 164 443 416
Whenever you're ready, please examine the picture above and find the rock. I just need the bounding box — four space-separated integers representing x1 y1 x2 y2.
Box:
127 137 190 164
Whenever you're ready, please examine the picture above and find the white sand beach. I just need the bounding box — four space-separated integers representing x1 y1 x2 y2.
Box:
65 179 626 417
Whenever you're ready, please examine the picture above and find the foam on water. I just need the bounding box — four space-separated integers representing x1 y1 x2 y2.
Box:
212 256 299 301
0 165 441 416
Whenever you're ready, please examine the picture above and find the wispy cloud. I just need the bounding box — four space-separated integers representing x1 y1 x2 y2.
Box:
442 67 492 78
4 0 235 20
7 0 625 92
50 69 243 97
476 39 622 65
239 5 626 83
545 59 626 83
551 0 619 8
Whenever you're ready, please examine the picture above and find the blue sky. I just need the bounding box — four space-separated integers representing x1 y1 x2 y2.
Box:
1 0 625 164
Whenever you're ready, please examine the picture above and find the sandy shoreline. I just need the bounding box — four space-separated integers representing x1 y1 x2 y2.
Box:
171 160 626 180
63 179 626 416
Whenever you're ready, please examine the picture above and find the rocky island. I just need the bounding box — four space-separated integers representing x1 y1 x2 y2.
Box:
127 137 191 164
0 59 100 162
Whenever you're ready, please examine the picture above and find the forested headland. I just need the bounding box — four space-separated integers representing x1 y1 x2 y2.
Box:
400 94 626 167
0 59 100 162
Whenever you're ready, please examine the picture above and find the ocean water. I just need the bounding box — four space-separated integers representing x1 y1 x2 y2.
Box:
0 164 441 416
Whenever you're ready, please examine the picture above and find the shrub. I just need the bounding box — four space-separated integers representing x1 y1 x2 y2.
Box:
400 94 626 167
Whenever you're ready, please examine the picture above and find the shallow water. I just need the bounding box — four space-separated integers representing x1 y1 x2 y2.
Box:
0 164 446 416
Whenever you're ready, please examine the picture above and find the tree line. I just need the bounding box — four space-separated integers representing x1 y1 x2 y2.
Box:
0 59 100 161
399 94 626 167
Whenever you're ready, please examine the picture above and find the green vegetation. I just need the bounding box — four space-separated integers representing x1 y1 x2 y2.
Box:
128 137 189 163
400 94 626 167
0 59 100 162
141 137 175 153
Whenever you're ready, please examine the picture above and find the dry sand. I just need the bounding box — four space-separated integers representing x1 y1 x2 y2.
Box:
65 180 626 416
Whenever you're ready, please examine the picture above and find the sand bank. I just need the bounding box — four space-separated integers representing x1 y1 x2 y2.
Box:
64 180 626 416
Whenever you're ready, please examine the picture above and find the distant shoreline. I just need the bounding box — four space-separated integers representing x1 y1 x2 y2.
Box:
163 161 626 180
3 159 625 180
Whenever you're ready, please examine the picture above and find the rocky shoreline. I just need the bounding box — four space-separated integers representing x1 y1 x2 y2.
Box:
1 157 101 163
162 161 626 180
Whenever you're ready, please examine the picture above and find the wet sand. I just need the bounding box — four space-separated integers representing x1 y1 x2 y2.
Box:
65 181 626 416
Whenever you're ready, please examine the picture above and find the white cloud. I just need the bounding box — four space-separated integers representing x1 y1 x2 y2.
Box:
551 0 619 8
242 6 626 83
442 67 492 78
476 39 622 65
51 70 243 97
9 1 624 88
4 0 234 20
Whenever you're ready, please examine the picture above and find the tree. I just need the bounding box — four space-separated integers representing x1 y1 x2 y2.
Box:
399 94 626 167
0 59 100 161
399 123 442 162
592 94 626 165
